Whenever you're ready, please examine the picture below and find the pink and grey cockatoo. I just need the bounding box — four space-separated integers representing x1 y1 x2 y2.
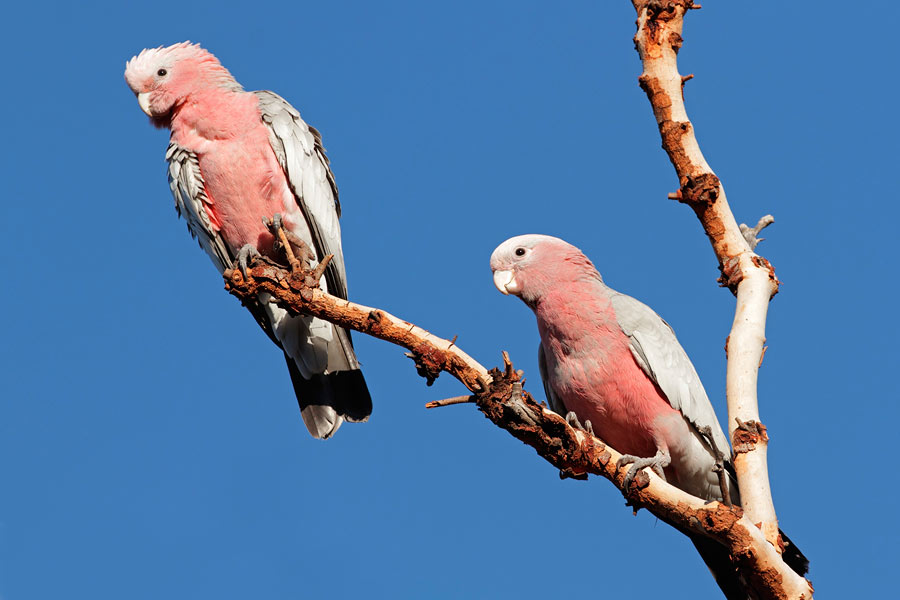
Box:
490 234 807 599
124 42 371 439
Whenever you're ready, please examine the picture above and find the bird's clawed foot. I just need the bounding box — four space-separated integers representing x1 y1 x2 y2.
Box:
263 213 310 272
617 449 670 491
565 411 594 436
698 425 732 506
236 244 263 279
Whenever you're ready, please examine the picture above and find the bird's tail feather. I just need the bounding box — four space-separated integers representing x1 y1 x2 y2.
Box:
687 527 809 600
688 533 750 600
284 354 372 439
779 529 810 578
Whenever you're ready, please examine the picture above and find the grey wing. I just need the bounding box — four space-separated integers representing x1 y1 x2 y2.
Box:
609 291 731 455
166 142 233 273
253 90 371 437
538 342 568 417
253 90 347 300
167 142 282 344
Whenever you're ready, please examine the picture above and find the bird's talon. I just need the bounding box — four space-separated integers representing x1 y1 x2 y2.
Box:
236 244 262 278
617 450 670 491
566 411 586 432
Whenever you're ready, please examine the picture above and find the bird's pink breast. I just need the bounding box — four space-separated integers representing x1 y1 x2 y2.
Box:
197 136 289 254
170 91 294 255
538 288 681 464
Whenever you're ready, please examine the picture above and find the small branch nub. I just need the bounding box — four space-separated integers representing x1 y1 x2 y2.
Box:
739 215 775 250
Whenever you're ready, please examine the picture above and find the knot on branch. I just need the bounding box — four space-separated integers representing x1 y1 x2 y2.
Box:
716 254 780 296
643 1 694 22
406 342 449 386
679 172 721 207
475 355 610 481
751 255 780 295
717 256 743 293
733 419 769 454
639 1 695 45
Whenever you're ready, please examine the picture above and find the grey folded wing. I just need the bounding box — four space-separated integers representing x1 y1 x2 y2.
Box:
166 142 233 273
609 291 731 456
254 90 347 300
538 342 568 418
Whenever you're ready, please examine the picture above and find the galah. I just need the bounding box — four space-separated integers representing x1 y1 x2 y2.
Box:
490 234 807 599
124 42 371 439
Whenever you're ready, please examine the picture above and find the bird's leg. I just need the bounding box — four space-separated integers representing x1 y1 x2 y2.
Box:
564 411 595 436
617 448 671 491
236 244 263 279
698 425 732 506
263 213 309 272
565 411 584 431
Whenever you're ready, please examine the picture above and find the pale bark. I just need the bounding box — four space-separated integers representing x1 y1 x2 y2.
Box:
225 251 809 599
219 3 813 597
631 1 812 597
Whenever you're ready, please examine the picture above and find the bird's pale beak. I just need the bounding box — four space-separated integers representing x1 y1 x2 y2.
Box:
137 92 153 116
493 269 521 295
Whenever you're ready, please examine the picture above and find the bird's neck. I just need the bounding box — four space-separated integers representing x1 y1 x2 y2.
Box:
533 282 620 347
169 88 259 145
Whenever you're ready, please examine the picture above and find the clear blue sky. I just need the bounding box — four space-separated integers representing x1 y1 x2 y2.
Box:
2 1 895 597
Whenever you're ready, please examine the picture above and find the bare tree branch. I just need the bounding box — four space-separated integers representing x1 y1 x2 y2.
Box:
631 1 812 598
224 262 490 394
224 252 808 600
216 4 812 597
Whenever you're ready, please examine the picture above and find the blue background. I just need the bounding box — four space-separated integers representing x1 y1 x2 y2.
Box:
2 1 895 597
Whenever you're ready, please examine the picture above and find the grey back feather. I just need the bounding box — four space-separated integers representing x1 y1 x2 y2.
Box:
254 90 347 301
609 291 731 456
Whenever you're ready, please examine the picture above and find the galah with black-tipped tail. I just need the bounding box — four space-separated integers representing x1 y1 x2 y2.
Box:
490 234 808 600
125 42 371 438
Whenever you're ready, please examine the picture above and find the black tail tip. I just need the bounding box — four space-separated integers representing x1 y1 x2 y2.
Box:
285 357 373 438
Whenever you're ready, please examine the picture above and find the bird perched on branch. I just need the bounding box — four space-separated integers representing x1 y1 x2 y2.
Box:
490 234 807 599
125 42 371 438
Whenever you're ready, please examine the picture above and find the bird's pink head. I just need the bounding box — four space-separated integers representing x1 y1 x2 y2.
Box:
490 234 600 306
124 41 241 128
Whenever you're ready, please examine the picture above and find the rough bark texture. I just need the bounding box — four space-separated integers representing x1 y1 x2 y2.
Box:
224 262 490 394
217 4 812 597
631 1 812 598
225 250 809 600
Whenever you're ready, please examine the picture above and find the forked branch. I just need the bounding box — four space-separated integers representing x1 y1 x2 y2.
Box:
632 1 811 598
225 254 805 600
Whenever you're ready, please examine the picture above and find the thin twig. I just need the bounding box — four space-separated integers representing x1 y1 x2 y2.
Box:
425 395 475 409
311 254 333 284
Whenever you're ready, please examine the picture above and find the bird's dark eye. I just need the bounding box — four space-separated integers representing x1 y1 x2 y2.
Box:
515 247 526 257
157 68 168 76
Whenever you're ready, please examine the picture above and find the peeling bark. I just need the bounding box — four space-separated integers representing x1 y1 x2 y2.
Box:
214 3 812 598
225 249 809 600
631 1 812 598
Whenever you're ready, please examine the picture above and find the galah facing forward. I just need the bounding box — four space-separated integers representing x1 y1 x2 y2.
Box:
125 42 371 439
490 234 807 599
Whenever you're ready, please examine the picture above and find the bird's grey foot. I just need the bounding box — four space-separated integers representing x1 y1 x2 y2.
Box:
698 425 732 505
566 411 585 431
565 411 595 436
236 244 262 278
617 449 671 490
698 425 725 464
263 213 311 269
